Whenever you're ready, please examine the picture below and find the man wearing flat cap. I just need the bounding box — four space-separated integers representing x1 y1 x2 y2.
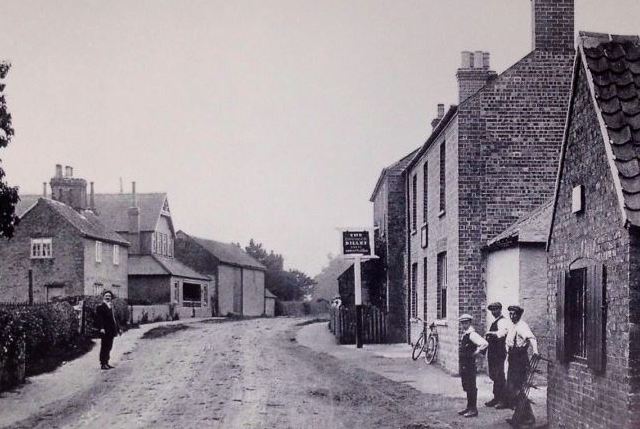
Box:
484 302 510 408
502 305 538 426
457 313 488 418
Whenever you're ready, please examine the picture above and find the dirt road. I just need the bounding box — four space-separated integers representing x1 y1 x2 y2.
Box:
7 318 455 429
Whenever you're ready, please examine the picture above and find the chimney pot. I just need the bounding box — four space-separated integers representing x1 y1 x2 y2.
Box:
55 164 62 178
483 52 490 69
460 51 472 69
473 51 484 69
90 182 95 210
437 103 445 119
64 166 72 177
43 182 47 198
131 181 137 207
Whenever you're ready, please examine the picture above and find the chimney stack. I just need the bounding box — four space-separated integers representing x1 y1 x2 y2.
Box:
431 103 446 130
456 51 497 103
89 182 95 212
128 181 140 254
49 164 87 211
531 0 574 52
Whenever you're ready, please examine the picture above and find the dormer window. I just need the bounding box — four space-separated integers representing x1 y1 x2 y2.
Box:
31 238 53 259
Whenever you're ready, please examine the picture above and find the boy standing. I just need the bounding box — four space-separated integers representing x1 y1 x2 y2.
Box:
458 313 488 418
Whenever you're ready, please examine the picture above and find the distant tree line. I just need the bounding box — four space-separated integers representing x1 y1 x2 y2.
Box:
242 239 315 301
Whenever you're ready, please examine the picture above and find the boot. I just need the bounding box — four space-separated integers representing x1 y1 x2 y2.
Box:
458 390 471 415
464 389 478 417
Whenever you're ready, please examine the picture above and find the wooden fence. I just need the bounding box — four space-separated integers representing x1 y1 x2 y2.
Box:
329 305 387 344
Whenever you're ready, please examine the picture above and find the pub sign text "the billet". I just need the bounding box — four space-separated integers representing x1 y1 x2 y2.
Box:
342 231 371 255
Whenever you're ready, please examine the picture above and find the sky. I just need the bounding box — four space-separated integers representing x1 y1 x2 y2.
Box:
1 0 640 276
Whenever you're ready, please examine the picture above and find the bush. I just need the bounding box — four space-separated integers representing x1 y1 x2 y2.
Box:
0 302 80 390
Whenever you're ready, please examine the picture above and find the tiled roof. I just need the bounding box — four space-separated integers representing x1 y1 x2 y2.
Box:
181 231 266 270
93 193 168 233
579 32 640 226
369 148 420 202
128 254 210 280
16 192 169 233
24 198 129 246
487 200 553 248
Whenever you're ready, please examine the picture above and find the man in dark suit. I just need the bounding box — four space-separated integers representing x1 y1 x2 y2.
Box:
96 290 120 370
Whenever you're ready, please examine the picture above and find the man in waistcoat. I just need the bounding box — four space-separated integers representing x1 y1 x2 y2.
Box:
457 313 488 418
484 302 510 408
503 305 538 426
96 290 120 370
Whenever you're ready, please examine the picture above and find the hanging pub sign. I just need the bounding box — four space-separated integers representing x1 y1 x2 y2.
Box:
341 230 372 256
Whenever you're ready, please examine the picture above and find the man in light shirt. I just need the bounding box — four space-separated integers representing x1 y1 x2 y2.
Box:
502 305 538 426
484 302 510 408
457 313 488 418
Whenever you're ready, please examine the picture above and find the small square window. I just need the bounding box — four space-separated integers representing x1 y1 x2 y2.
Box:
31 238 53 259
572 185 584 214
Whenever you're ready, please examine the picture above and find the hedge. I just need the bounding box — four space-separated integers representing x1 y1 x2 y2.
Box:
0 302 79 390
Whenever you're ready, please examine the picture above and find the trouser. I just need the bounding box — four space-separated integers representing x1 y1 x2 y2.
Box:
488 351 507 403
507 347 535 423
100 335 115 365
460 358 477 411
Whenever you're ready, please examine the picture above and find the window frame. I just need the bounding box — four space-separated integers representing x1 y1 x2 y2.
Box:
410 263 418 319
30 238 53 259
437 252 447 320
113 244 120 265
95 241 103 263
411 174 418 233
439 140 446 214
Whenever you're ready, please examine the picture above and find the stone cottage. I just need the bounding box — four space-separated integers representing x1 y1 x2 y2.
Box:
175 231 267 317
403 0 574 373
546 32 640 429
1 193 129 302
16 165 212 318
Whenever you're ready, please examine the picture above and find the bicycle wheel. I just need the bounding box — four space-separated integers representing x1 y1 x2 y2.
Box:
411 332 426 360
424 335 437 364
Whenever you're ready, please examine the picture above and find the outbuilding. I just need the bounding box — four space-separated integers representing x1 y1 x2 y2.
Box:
547 32 640 428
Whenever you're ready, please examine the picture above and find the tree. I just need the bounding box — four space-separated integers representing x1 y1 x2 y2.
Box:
244 239 314 301
312 253 352 302
0 62 18 239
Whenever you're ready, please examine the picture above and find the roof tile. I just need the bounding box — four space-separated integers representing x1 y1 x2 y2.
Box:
609 126 633 145
615 159 640 178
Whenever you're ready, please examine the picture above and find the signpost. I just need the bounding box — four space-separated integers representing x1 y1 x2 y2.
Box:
338 228 377 349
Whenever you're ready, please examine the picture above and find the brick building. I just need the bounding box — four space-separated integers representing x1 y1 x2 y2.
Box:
2 175 129 302
370 149 418 342
175 231 267 317
16 165 212 317
546 33 640 429
403 0 574 373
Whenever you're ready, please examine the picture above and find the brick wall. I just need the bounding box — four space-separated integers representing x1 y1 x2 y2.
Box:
547 66 635 428
457 48 573 359
407 120 461 373
532 0 574 52
0 202 85 302
379 171 409 343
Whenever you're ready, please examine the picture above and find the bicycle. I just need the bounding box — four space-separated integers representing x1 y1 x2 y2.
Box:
410 317 439 364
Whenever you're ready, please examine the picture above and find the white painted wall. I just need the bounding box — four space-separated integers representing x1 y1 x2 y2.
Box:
486 247 520 331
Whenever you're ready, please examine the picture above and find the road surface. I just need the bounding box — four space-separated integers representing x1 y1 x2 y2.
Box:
8 318 454 429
